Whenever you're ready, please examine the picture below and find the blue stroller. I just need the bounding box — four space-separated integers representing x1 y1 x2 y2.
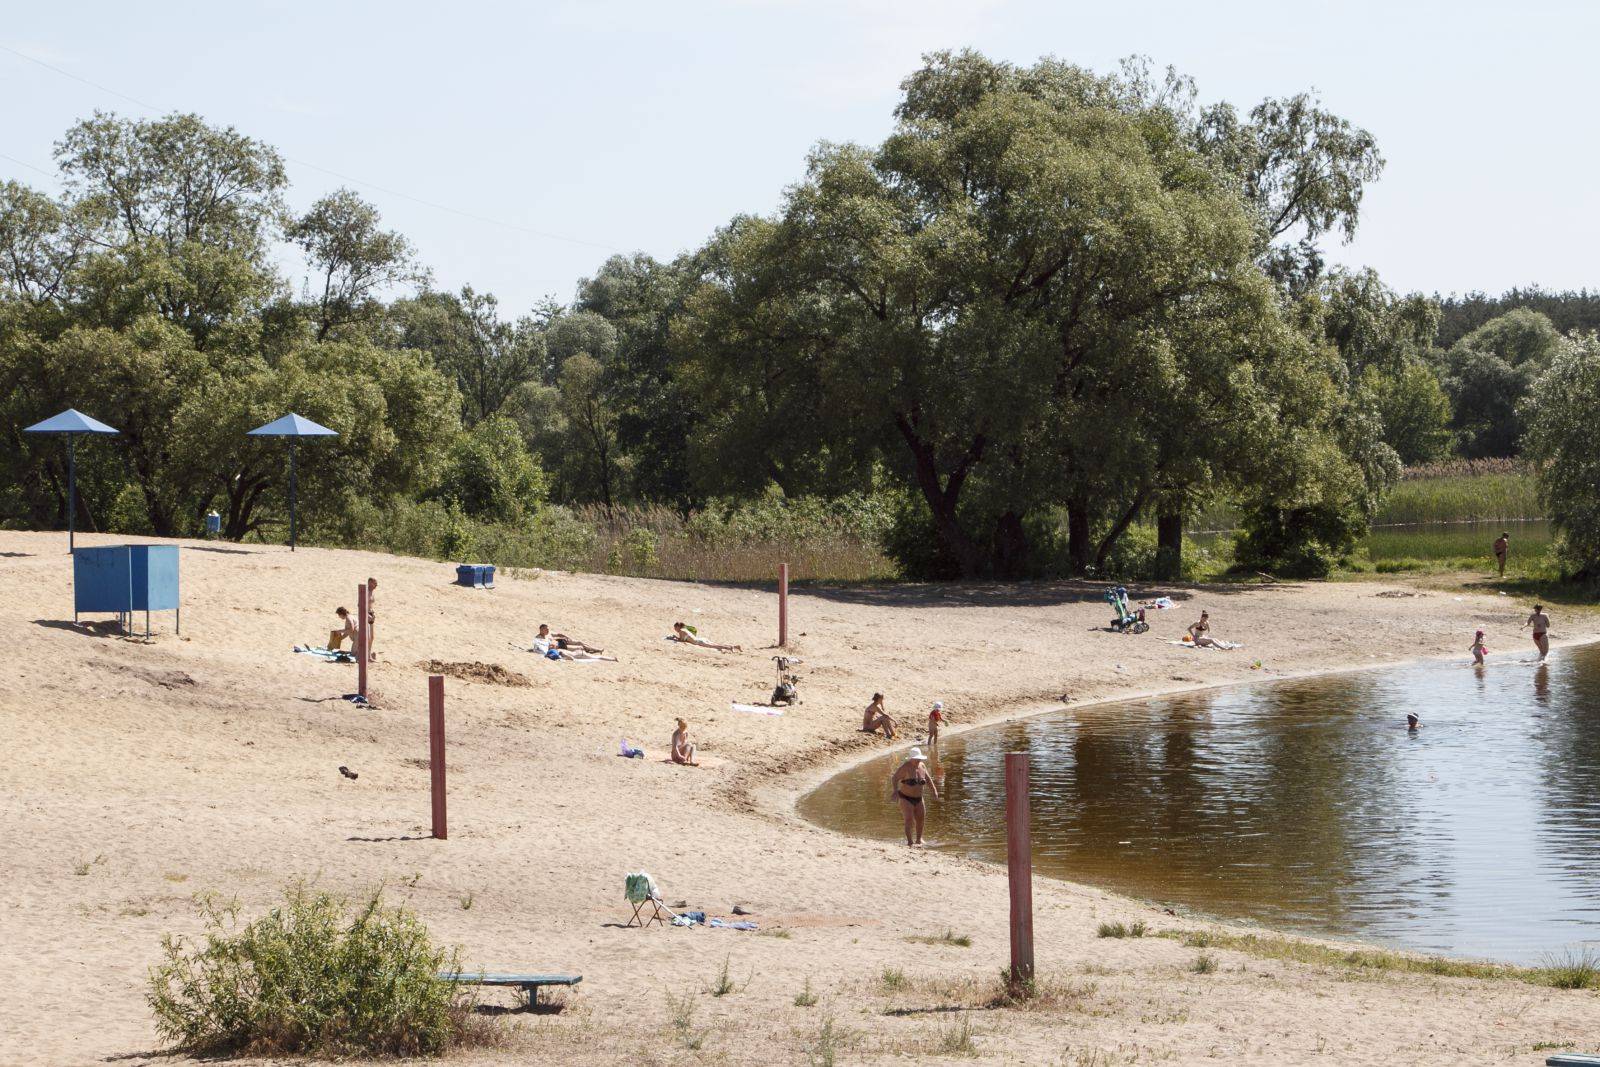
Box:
1105 586 1148 634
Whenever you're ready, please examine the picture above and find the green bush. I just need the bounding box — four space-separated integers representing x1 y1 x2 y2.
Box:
148 885 488 1058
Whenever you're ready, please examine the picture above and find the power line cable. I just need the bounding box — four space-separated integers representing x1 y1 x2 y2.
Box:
0 41 623 253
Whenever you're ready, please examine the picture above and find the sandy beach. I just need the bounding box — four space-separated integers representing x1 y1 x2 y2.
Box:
4 528 1598 1066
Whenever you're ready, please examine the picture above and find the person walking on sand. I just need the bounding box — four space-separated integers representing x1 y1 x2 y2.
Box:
1524 604 1551 661
1494 532 1510 577
364 578 378 662
1469 629 1488 666
861 693 896 739
328 606 358 651
889 747 938 846
670 718 699 766
670 620 741 652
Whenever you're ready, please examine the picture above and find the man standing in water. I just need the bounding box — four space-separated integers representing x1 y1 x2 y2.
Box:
1493 531 1509 577
1524 603 1551 661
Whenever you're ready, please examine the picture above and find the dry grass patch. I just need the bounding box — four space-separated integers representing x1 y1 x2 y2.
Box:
1158 928 1600 989
904 928 973 948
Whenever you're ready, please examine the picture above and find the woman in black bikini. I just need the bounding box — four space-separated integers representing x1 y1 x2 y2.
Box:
889 747 938 846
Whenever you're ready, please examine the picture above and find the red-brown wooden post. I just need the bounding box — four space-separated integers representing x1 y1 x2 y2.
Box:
1005 752 1034 988
778 563 789 648
356 582 368 699
428 674 447 840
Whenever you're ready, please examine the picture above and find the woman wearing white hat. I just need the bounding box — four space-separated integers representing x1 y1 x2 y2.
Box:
889 746 939 846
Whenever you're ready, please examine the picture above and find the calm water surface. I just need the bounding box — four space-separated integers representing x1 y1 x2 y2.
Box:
799 642 1600 963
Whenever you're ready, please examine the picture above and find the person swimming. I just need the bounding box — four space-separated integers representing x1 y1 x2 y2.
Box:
1406 713 1421 731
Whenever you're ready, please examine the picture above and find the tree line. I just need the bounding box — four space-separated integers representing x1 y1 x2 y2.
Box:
3 52 1596 581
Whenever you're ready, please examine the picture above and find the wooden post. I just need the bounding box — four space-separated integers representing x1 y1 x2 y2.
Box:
429 674 447 840
356 582 369 700
1005 752 1034 988
778 563 789 648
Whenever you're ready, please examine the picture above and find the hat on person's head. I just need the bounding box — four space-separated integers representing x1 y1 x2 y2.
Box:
932 701 944 711
906 747 926 762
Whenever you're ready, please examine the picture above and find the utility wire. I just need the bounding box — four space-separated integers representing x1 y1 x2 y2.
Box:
0 41 623 253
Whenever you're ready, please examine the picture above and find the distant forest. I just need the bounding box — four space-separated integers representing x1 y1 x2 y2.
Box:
1435 289 1600 349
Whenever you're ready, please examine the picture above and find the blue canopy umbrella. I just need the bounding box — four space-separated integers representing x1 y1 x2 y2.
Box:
23 408 121 553
247 413 338 551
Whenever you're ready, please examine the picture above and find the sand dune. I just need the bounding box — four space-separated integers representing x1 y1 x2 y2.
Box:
2 529 1596 1065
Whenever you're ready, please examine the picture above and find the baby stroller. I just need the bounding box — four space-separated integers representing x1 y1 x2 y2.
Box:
1105 586 1148 634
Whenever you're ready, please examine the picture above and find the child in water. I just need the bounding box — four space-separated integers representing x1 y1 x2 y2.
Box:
1470 629 1488 665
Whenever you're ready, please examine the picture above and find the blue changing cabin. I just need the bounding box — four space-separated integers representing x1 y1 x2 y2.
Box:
73 544 181 636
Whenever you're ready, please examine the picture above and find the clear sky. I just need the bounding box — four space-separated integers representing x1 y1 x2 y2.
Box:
3 0 1595 315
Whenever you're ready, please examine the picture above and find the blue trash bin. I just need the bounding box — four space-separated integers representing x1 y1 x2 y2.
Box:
455 564 495 588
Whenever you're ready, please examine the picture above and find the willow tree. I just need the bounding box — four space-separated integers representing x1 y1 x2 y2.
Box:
680 51 1326 578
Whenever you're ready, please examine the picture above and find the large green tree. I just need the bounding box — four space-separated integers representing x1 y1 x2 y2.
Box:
390 287 544 426
1445 308 1562 457
680 51 1347 577
1523 334 1600 576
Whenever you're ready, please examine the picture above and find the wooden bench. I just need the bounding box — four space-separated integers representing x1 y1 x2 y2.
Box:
437 971 581 1008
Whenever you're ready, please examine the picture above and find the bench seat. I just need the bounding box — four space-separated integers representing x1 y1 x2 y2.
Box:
438 971 581 1007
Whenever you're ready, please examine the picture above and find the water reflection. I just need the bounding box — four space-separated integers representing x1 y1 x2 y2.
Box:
798 643 1600 962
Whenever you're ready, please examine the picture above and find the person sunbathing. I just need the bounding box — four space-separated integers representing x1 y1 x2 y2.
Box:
1187 611 1229 649
861 693 897 739
328 606 358 651
537 623 604 654
671 718 699 765
671 621 741 652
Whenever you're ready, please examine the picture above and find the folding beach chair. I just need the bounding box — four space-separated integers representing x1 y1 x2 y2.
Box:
624 872 675 927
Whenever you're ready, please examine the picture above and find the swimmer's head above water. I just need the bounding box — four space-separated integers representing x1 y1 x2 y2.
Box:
1406 713 1420 729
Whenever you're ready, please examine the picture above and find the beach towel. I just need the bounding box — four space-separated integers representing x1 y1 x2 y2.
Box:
730 702 784 716
294 644 355 663
619 737 644 759
510 642 607 663
625 872 658 904
1170 639 1243 650
708 918 758 931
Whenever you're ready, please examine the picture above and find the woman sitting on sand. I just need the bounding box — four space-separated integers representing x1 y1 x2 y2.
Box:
1187 611 1228 649
671 621 741 652
889 747 938 847
671 718 699 766
861 693 896 739
328 606 357 651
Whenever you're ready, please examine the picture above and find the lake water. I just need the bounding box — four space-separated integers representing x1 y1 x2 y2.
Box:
799 641 1600 964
